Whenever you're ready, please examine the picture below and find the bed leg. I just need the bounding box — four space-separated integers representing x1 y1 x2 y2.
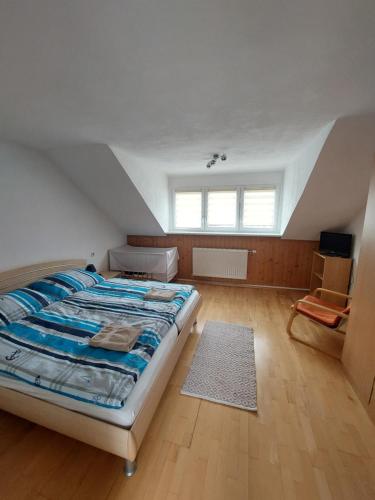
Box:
124 459 137 477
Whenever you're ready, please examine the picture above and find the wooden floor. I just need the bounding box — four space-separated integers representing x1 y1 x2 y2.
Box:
1 284 375 500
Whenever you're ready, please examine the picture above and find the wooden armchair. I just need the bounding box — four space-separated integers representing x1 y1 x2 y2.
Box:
287 288 351 357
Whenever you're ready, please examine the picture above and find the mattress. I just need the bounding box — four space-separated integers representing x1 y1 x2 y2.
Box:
0 287 200 427
175 289 200 331
0 324 178 428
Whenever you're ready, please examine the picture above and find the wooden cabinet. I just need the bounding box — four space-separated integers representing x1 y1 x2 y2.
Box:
342 165 375 424
310 252 352 306
370 378 375 421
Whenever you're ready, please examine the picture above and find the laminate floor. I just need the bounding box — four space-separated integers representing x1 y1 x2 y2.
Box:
0 284 374 500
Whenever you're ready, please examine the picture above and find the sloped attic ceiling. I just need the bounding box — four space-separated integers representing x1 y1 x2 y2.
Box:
0 1 375 239
283 115 375 239
47 145 166 236
0 0 375 173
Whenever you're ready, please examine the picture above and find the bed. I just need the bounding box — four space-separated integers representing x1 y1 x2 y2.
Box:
0 260 201 476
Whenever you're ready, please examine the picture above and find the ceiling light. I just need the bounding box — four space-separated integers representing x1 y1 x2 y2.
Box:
206 153 227 169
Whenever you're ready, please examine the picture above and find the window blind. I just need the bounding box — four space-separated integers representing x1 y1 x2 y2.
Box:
207 190 237 228
175 191 202 229
242 189 276 229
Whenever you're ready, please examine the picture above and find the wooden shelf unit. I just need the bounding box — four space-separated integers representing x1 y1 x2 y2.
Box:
310 252 352 306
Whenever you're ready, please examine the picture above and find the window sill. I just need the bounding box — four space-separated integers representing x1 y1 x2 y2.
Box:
166 231 282 237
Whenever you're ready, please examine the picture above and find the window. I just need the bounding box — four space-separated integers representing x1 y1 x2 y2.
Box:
242 189 276 230
172 186 278 233
207 190 237 229
174 191 202 229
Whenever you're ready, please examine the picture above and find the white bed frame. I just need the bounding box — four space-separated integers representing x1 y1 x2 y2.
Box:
0 260 201 476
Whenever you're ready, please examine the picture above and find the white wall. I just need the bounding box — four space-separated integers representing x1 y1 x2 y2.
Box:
283 115 375 240
169 171 283 190
47 144 165 236
342 206 366 290
281 122 334 233
111 147 169 232
0 143 124 272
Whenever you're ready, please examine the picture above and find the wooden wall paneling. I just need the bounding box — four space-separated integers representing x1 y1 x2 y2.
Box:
127 234 318 289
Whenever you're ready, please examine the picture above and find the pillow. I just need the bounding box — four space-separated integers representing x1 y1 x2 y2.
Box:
0 287 53 327
29 268 104 300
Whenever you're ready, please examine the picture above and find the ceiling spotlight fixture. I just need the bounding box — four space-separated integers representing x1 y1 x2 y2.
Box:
206 152 227 169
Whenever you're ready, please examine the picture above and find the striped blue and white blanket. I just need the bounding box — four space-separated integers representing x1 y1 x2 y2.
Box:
0 279 194 409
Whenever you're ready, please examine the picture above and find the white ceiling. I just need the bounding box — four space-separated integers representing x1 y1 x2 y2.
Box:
283 115 375 239
1 1 375 174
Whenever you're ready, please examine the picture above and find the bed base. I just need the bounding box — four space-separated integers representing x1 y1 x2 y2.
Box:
0 260 201 476
0 301 201 474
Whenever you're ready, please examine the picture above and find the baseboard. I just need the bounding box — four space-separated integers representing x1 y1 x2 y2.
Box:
175 278 309 292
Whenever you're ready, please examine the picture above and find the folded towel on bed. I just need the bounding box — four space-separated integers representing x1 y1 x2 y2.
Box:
144 288 177 301
89 325 141 352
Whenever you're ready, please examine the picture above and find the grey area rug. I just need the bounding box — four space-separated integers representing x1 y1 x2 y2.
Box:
181 320 257 411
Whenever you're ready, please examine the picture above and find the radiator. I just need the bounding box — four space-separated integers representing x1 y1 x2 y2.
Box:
192 247 248 279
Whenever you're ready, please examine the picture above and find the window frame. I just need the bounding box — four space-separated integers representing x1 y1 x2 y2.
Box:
172 188 204 231
239 185 280 234
206 188 239 232
170 184 281 234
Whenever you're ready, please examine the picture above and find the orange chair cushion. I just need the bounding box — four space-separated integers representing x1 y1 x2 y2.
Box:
295 295 347 328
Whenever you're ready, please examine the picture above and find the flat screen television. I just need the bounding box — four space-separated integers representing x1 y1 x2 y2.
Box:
319 231 352 258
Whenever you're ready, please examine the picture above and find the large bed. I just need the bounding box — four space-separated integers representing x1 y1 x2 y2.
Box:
0 260 201 476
